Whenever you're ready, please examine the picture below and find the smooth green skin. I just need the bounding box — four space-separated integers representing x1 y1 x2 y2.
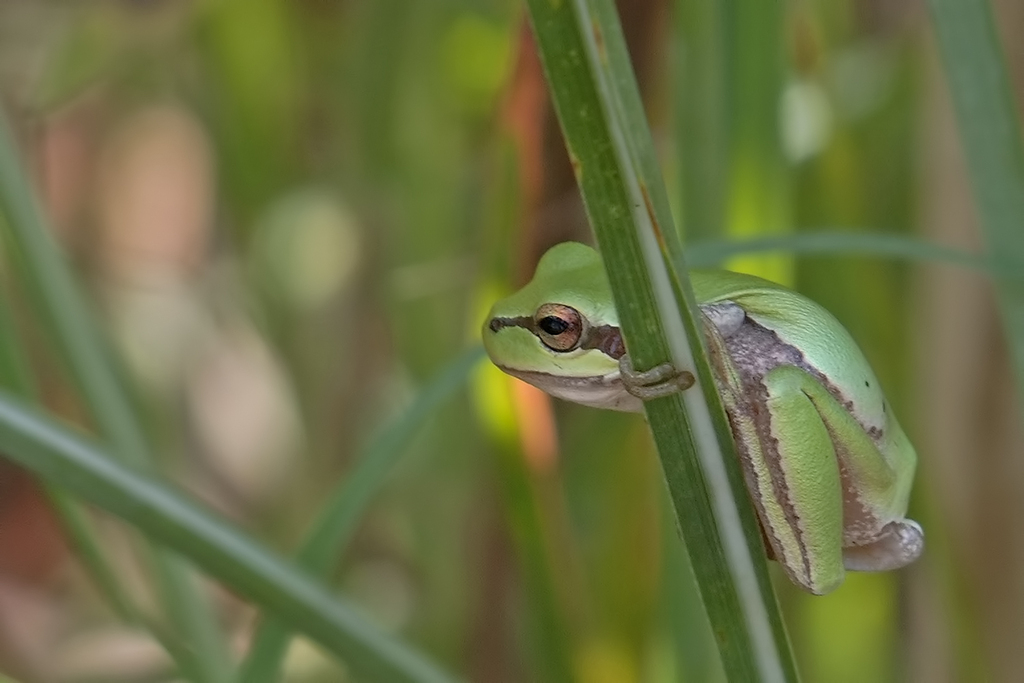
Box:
483 242 923 594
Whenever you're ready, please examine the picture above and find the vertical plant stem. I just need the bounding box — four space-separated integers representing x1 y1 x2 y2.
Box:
721 0 792 282
925 0 1024 408
674 0 728 242
522 0 797 680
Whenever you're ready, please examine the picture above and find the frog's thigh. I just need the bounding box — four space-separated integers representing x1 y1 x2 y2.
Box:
782 368 923 571
761 365 845 595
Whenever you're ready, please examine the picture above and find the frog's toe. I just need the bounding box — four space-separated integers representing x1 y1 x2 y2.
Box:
843 519 924 572
618 355 695 399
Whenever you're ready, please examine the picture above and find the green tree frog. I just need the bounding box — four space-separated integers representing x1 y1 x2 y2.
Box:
482 242 923 595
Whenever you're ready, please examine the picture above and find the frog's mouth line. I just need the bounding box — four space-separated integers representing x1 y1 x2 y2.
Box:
493 365 642 413
496 365 616 388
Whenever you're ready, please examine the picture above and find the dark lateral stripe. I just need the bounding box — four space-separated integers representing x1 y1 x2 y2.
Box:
581 324 625 359
488 316 533 333
488 316 626 359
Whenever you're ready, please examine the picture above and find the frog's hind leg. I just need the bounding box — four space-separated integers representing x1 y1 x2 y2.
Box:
766 366 924 574
842 520 924 571
749 365 848 595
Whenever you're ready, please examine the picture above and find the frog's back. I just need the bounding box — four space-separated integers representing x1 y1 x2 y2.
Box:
691 269 794 303
691 269 836 336
691 268 894 444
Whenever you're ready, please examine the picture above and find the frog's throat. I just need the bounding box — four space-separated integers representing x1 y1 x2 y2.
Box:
496 365 642 412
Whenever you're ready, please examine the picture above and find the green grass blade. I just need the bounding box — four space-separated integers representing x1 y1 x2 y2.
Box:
674 0 727 243
0 120 147 465
0 294 34 397
0 111 230 682
237 347 484 683
925 0 1024 403
43 491 139 620
660 497 723 682
0 282 144 624
686 231 1002 273
0 392 460 683
0 277 205 670
720 0 792 283
523 1 797 680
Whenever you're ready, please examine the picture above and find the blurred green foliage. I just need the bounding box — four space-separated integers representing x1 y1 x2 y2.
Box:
0 0 1018 681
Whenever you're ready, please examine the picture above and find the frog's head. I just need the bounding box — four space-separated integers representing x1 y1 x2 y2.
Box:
482 242 635 410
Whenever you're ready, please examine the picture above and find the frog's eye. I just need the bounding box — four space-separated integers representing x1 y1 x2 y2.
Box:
534 303 585 352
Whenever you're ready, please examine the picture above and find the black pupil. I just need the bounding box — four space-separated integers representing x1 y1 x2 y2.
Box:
539 316 569 335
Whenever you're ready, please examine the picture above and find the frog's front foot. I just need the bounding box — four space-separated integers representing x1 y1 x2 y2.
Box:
618 355 695 400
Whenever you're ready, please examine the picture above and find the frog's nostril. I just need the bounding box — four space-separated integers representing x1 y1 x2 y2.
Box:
488 318 501 333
